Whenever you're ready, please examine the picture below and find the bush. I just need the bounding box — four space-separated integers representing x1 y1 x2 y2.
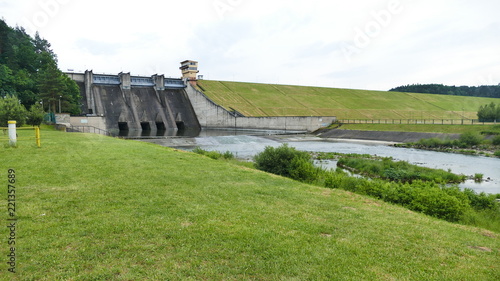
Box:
492 135 500 145
26 103 45 127
409 185 469 222
254 144 318 182
458 132 483 147
495 151 500 157
0 95 27 127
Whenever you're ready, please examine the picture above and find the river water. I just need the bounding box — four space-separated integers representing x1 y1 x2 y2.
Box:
138 130 500 194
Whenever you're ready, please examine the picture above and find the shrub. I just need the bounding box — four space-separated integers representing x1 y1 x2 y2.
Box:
254 144 318 182
409 185 468 222
26 103 45 127
0 95 27 127
458 132 483 146
492 135 500 146
495 151 500 157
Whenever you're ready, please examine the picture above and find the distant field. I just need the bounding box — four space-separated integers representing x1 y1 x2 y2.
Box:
197 80 498 120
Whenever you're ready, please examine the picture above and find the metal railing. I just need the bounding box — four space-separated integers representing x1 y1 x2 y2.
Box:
338 119 497 125
67 126 112 136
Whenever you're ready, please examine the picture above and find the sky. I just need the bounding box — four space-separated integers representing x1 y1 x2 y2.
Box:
1 0 499 90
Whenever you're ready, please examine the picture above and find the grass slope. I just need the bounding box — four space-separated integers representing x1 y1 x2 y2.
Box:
197 80 498 120
1 130 499 280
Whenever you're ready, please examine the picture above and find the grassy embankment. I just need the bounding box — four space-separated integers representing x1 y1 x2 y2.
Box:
197 80 498 120
1 129 499 280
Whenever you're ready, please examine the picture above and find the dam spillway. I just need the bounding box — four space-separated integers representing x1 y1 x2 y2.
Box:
68 71 200 133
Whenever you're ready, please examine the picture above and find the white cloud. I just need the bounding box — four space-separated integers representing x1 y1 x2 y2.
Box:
1 0 499 90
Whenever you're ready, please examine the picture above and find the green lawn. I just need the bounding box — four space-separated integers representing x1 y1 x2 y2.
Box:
1 130 499 280
197 80 497 120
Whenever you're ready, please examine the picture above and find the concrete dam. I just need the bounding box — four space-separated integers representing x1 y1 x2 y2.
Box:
66 70 336 134
67 71 200 133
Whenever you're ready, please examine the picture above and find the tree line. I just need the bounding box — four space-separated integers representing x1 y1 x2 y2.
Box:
390 84 500 99
0 19 81 126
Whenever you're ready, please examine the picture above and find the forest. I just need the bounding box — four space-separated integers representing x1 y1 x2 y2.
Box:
0 18 80 124
390 83 500 98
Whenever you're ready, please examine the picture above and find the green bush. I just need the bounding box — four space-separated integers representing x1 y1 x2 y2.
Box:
254 144 319 182
409 185 469 222
0 95 27 127
458 132 483 146
26 103 45 127
492 135 500 145
495 151 500 157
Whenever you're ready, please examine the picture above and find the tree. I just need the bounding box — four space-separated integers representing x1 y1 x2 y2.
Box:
26 103 44 126
0 19 81 114
477 102 499 122
37 62 66 113
0 95 27 127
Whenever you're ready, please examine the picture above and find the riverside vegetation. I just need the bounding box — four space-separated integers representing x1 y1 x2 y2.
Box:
1 129 499 280
239 144 500 231
395 129 500 157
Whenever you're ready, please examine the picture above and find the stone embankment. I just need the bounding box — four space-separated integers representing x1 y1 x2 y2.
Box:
316 129 460 143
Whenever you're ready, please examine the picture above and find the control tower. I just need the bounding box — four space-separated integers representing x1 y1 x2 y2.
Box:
180 60 199 80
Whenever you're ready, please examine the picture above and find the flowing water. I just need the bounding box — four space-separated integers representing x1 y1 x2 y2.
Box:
139 131 500 194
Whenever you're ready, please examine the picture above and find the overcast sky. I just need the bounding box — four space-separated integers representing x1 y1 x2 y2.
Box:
1 0 499 90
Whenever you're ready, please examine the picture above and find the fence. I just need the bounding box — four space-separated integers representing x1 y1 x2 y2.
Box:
337 119 497 125
67 126 112 136
0 125 41 147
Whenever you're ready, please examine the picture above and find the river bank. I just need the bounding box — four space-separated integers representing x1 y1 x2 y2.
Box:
316 129 461 143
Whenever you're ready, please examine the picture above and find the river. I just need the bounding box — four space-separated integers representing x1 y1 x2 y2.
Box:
138 130 500 194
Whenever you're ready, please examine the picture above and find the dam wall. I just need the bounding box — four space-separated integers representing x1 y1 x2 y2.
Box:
67 71 336 134
68 71 199 133
184 82 336 132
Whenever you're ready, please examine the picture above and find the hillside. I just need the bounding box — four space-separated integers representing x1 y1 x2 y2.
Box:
1 130 499 280
197 80 499 120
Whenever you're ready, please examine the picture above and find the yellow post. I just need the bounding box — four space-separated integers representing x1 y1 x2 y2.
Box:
35 127 41 148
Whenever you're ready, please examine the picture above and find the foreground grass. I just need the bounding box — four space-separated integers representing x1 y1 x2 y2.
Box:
197 80 498 120
1 131 499 280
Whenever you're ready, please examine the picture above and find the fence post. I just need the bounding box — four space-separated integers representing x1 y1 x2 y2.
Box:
8 121 17 147
35 127 41 148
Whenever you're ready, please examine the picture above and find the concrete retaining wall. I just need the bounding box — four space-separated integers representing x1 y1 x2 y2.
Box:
70 116 107 129
184 83 336 132
318 129 461 143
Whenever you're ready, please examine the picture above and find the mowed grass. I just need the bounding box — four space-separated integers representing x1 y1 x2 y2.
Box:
1 130 499 280
197 80 497 119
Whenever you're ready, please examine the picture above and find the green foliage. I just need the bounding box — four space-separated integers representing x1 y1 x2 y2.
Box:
0 95 27 126
495 151 500 157
473 173 484 182
337 156 465 183
26 103 45 126
409 185 469 222
0 19 81 113
390 83 500 98
492 135 500 145
458 131 483 146
193 147 234 160
477 102 500 122
254 144 320 182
